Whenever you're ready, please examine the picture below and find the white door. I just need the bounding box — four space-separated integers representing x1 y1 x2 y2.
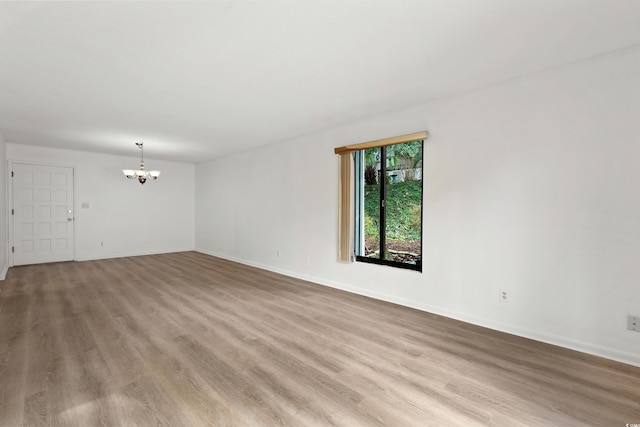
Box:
11 163 75 265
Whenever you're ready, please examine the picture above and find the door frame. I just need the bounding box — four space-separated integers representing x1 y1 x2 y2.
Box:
8 160 78 267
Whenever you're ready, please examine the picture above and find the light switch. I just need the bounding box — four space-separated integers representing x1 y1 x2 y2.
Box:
81 202 90 209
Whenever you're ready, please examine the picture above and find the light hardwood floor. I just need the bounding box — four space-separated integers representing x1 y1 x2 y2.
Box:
0 251 639 426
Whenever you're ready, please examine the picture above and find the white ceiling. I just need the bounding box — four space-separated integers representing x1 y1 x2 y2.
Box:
1 0 640 163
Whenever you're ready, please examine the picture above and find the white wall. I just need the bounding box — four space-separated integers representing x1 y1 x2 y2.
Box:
196 47 640 366
0 131 7 279
7 144 195 261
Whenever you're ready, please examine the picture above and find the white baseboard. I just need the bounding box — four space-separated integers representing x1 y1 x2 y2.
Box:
196 249 640 368
75 247 195 262
0 263 8 281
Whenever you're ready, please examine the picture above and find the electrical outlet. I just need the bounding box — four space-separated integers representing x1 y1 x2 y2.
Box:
628 315 639 332
499 289 509 303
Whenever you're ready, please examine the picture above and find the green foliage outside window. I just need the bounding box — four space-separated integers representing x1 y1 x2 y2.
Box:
363 180 422 242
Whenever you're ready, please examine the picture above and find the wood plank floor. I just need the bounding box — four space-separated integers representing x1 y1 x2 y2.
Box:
1 251 639 426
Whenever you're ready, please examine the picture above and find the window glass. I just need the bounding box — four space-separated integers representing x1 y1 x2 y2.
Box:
355 140 423 271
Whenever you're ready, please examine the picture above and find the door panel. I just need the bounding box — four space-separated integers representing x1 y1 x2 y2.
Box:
12 164 74 265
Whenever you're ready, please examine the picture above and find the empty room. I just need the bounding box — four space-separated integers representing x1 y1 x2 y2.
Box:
1 1 640 425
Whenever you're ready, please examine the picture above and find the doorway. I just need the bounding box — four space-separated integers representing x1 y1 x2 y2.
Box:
10 162 75 265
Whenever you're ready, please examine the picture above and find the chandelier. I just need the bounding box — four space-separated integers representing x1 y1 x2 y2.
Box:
122 142 161 185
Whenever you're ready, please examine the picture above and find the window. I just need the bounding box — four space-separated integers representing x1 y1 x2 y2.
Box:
335 132 426 271
355 140 423 270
